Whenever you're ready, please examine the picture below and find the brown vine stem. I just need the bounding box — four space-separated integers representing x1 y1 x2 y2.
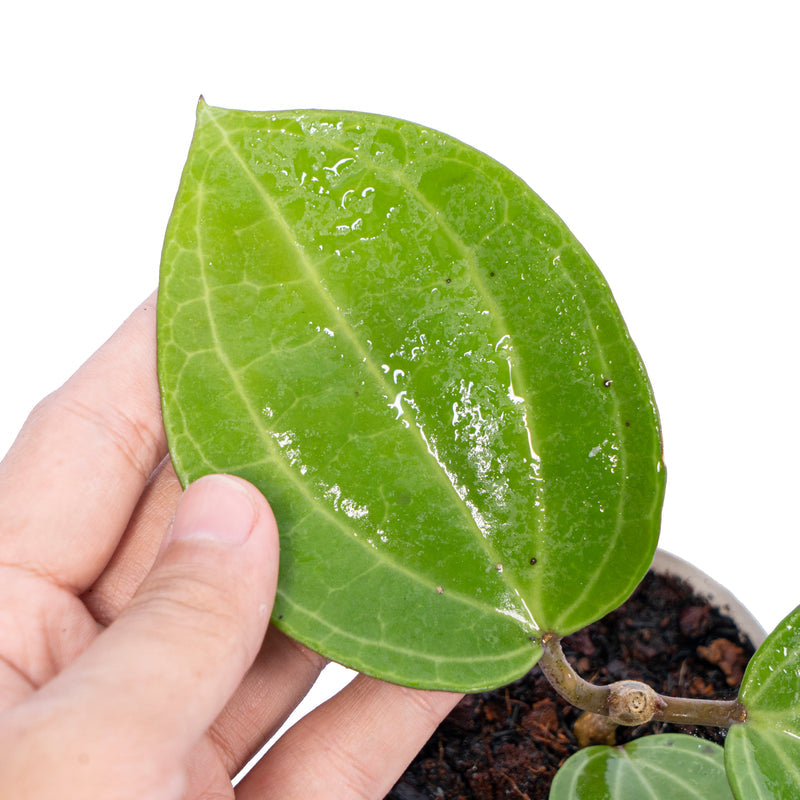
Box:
538 633 747 728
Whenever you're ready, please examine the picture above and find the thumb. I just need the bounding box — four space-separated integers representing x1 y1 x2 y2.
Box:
0 474 279 799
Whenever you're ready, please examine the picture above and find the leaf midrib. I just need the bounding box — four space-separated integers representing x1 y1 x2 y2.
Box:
200 105 540 629
179 120 535 639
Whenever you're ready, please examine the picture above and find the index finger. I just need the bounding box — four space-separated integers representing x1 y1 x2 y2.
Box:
0 294 167 592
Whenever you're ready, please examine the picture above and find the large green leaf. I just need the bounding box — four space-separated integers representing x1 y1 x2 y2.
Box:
725 604 800 799
550 734 734 799
157 100 665 691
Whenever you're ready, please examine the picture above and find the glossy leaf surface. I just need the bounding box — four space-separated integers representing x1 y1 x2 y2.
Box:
550 734 733 800
726 604 800 799
157 101 665 690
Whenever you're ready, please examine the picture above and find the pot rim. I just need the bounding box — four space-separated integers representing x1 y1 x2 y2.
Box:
651 548 766 649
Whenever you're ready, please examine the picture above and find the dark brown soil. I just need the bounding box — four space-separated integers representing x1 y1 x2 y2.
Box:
387 569 757 800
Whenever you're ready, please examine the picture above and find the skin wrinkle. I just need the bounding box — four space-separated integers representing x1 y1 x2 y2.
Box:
0 559 75 594
0 652 36 695
319 735 381 800
207 721 248 779
44 390 163 487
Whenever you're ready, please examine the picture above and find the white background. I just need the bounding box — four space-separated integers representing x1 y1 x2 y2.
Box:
2 0 798 714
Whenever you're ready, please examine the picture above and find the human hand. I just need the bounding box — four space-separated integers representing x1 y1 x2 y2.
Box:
0 296 461 799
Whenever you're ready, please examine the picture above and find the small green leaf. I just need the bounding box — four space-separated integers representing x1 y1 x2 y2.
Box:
550 734 734 800
725 604 800 799
157 101 665 690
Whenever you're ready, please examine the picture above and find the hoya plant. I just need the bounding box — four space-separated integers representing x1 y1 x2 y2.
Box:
157 100 799 798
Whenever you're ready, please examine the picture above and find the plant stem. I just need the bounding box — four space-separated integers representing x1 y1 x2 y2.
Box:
538 633 747 728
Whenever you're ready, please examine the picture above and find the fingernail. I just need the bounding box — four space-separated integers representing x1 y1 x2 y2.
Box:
170 474 258 545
